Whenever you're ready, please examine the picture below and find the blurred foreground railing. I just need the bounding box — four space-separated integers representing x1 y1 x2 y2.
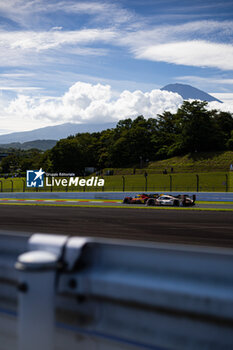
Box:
0 232 233 350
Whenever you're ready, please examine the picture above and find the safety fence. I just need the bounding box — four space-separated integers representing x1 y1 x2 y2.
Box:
0 232 233 350
0 173 232 193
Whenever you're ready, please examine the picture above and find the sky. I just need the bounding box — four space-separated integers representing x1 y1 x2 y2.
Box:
1 0 233 133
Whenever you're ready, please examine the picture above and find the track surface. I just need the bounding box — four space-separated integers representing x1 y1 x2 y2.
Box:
0 198 233 209
1 204 233 247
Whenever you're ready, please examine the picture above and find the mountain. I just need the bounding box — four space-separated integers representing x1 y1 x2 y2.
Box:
161 83 222 103
0 140 57 151
0 122 116 144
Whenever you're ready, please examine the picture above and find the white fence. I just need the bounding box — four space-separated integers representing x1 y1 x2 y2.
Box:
0 232 233 350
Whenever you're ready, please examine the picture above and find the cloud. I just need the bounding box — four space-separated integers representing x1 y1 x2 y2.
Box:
1 8 233 72
51 26 63 31
0 28 115 51
1 81 233 132
176 75 233 86
133 40 233 71
119 20 233 48
0 87 42 92
211 93 233 104
119 20 233 71
55 1 136 27
0 28 115 68
0 0 138 30
2 82 183 130
208 101 233 114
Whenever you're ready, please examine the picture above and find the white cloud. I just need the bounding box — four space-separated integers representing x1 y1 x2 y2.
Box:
176 75 233 86
208 101 233 114
134 41 233 71
211 93 233 104
1 12 233 72
0 29 115 51
1 82 183 130
0 87 42 92
1 81 233 132
55 1 136 27
0 0 137 30
119 20 233 48
113 89 183 118
0 28 115 68
118 20 233 71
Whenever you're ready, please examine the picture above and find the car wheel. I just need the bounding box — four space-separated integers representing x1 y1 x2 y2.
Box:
173 200 179 207
147 198 155 206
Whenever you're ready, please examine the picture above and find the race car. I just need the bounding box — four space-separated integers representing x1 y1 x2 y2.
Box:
123 193 159 204
146 194 196 207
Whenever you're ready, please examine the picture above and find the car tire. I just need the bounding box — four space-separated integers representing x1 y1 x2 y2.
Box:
173 200 180 207
147 198 155 206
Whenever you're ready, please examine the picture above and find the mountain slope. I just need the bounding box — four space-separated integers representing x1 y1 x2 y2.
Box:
0 122 116 144
161 83 222 103
0 140 57 151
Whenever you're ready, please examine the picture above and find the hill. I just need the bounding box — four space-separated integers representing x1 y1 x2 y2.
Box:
0 122 116 143
0 140 57 151
102 151 233 175
161 83 222 103
147 151 233 173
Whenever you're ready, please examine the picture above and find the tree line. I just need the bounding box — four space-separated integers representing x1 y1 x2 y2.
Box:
1 100 233 174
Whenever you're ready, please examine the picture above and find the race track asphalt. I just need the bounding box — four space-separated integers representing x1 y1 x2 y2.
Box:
0 204 233 247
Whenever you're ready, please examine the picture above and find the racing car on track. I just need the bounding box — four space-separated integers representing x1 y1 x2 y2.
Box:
123 193 159 204
123 193 196 207
146 194 196 207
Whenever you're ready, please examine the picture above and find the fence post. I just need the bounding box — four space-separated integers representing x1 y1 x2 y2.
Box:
22 179 25 192
196 174 199 192
122 176 125 192
169 175 172 192
16 251 58 350
145 175 148 192
10 179 13 192
0 180 2 192
225 174 228 192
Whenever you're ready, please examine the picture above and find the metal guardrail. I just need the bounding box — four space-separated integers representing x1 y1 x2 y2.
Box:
0 232 233 350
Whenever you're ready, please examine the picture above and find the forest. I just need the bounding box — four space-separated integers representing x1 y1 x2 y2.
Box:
1 101 233 174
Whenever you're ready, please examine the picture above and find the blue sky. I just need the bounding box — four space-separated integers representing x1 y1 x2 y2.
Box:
1 0 233 132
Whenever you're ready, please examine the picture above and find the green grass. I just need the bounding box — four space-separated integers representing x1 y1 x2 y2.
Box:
0 172 232 192
148 151 233 173
102 151 233 175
